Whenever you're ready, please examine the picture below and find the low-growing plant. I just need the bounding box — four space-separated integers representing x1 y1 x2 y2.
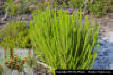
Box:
25 56 36 67
30 7 100 71
18 0 39 14
0 64 3 75
25 48 37 68
108 0 113 13
68 0 84 9
4 54 26 72
88 0 107 17
2 0 39 19
3 0 20 17
3 48 27 72
52 0 69 7
0 21 31 48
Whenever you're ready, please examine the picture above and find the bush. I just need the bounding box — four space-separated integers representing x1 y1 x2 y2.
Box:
68 0 109 17
4 0 20 16
108 0 113 13
3 0 39 16
88 0 107 17
0 65 3 75
53 0 69 6
30 7 100 70
68 0 84 9
0 21 31 48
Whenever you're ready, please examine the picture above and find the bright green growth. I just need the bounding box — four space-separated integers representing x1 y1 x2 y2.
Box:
30 7 100 70
0 21 31 48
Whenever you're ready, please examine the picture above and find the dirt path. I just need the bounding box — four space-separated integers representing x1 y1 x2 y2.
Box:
93 13 113 70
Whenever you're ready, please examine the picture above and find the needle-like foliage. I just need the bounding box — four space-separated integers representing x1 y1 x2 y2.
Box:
30 7 100 70
0 21 31 48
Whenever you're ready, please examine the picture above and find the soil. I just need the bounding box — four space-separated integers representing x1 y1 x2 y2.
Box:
93 13 113 70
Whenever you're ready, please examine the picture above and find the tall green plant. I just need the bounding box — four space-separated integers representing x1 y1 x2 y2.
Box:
30 7 100 70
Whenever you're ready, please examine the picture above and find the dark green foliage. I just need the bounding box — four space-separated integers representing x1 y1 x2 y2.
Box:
88 0 107 17
108 0 113 12
3 0 39 16
68 0 84 9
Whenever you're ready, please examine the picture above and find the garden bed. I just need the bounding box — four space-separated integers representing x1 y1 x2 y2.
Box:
1 0 113 74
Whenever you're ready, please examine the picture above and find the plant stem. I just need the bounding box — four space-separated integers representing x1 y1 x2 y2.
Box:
19 72 21 75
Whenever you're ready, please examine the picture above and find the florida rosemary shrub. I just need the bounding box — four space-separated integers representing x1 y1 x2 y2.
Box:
68 0 84 9
3 0 39 16
0 21 31 48
108 0 113 13
3 0 20 16
30 7 100 70
88 0 107 17
52 0 69 7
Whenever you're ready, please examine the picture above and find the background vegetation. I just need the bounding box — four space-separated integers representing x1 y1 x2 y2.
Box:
2 0 113 17
0 21 31 48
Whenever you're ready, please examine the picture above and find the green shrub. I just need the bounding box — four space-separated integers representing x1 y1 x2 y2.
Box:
0 21 31 48
3 0 39 16
18 0 39 14
108 0 113 12
0 65 3 75
4 0 20 16
53 0 69 6
30 7 100 70
88 0 107 17
68 0 84 9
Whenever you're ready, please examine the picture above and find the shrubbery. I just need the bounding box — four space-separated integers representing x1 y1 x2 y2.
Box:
3 0 113 17
0 21 31 48
30 7 100 70
3 0 39 16
69 0 84 9
88 0 107 17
